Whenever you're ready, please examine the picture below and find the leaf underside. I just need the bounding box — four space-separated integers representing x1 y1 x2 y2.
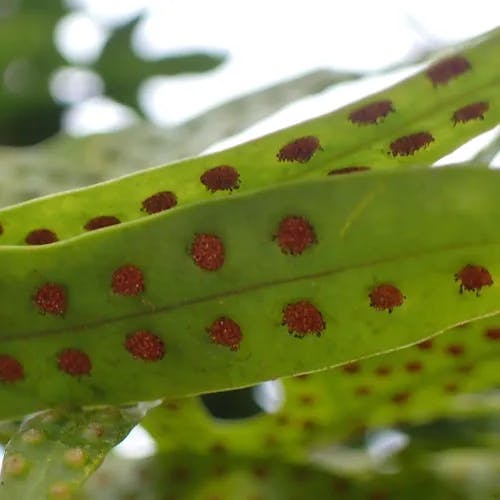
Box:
1 167 500 419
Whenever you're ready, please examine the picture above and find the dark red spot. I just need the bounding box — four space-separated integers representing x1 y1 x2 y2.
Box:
210 442 227 455
332 478 350 493
391 391 410 405
485 328 500 341
264 435 279 447
328 166 370 175
111 265 145 296
369 284 404 312
84 216 121 231
191 234 225 271
207 317 242 351
390 132 434 156
349 100 394 124
355 386 371 396
426 56 471 86
277 136 321 163
375 365 392 376
446 344 464 357
200 166 240 192
276 216 316 255
342 362 360 374
252 465 269 479
457 363 474 374
455 264 493 294
0 355 24 383
57 348 91 376
0 223 3 235
165 401 180 411
141 191 177 214
349 423 367 437
25 229 58 245
302 419 317 431
417 339 433 350
444 382 458 393
282 300 325 337
125 330 165 361
34 283 67 316
276 414 289 426
299 394 315 405
170 465 190 482
405 361 422 373
453 102 489 124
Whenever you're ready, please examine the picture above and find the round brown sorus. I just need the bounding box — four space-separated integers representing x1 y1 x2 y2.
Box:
391 391 410 405
349 100 394 124
57 348 91 376
276 136 321 163
355 386 371 396
34 283 67 316
84 215 121 231
453 101 489 124
328 166 370 175
390 132 434 156
111 265 145 296
485 328 500 341
0 354 24 383
191 233 225 271
282 300 325 337
25 228 58 245
417 339 433 350
141 191 177 214
375 365 392 376
124 330 165 361
369 284 404 312
426 56 471 86
444 382 458 393
276 216 316 255
446 344 464 357
405 361 422 373
207 317 242 351
299 393 315 405
342 362 360 374
200 165 240 192
455 264 493 294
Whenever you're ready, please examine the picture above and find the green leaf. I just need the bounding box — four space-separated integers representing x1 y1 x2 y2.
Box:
0 27 498 242
1 166 500 420
83 450 464 500
0 406 144 499
0 3 66 145
0 68 357 207
143 314 499 457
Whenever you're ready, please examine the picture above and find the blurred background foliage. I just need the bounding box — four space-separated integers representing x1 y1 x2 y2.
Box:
0 0 224 145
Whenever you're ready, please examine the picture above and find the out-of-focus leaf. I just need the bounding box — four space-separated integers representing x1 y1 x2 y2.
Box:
94 16 226 112
0 2 66 145
0 405 144 499
82 449 465 500
0 68 356 206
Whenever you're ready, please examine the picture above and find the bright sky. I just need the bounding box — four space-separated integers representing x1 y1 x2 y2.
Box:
58 0 500 135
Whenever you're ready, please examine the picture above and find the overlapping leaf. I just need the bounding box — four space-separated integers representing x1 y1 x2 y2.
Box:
0 406 144 499
1 167 500 420
0 28 498 243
